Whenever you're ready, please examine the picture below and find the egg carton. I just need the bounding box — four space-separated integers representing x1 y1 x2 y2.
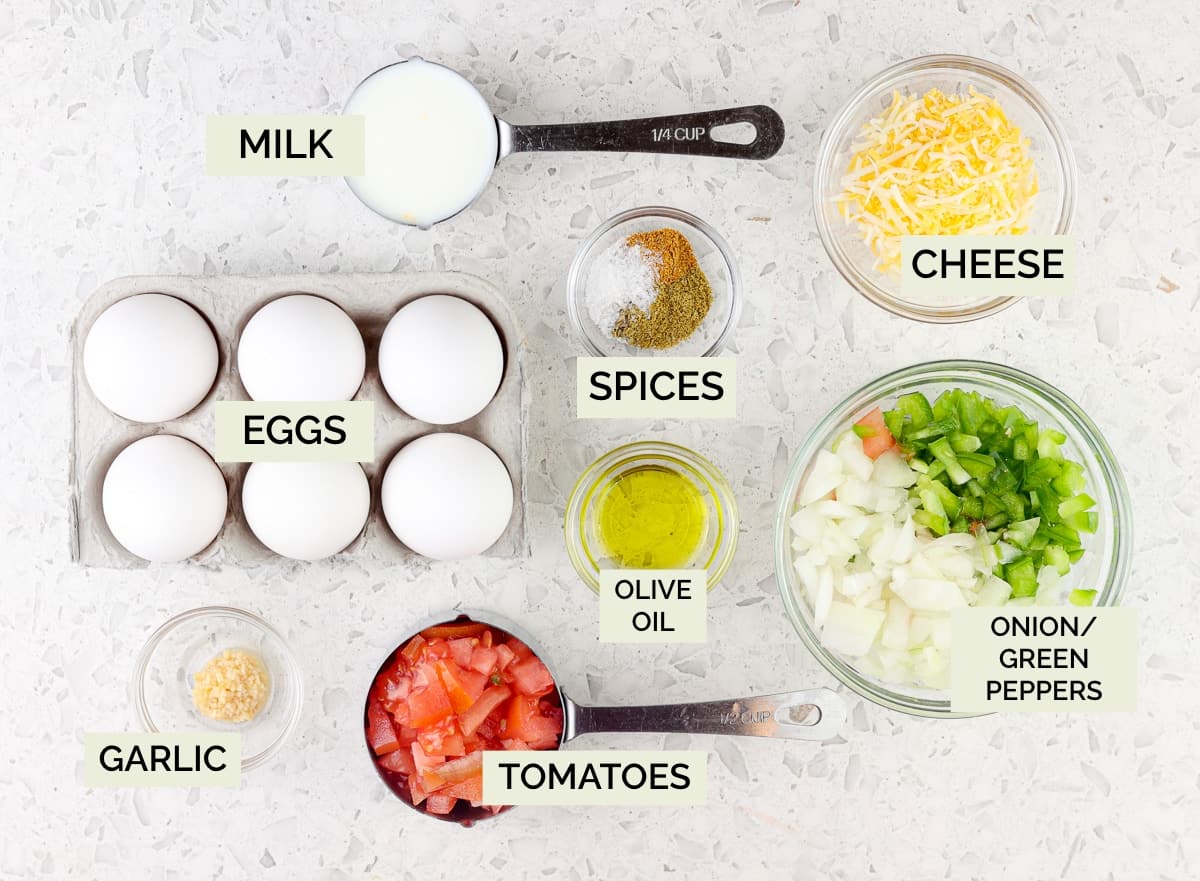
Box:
70 272 528 568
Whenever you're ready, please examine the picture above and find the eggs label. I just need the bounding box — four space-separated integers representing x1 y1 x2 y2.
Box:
949 607 1137 713
214 401 374 463
577 357 736 418
206 115 365 175
599 569 707 643
483 750 706 806
84 733 241 788
900 235 1075 300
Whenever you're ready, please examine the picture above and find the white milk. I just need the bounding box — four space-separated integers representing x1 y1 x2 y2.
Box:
344 59 498 228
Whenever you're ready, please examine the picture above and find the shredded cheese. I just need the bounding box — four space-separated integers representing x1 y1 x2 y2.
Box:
836 87 1038 275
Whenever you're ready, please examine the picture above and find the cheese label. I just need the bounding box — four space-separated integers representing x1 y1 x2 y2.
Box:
901 235 1075 300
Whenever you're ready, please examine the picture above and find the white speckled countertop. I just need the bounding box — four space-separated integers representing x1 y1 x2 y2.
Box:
2 1 1198 878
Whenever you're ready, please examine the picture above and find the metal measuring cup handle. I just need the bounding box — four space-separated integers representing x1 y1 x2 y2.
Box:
499 105 786 160
562 687 846 743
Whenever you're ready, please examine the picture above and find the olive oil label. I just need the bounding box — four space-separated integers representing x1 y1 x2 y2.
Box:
577 357 735 419
483 750 706 806
84 733 241 788
206 115 365 175
599 570 707 643
214 401 374 463
900 235 1075 300
949 607 1137 713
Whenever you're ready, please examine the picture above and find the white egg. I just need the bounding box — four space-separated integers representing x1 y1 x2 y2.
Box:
378 295 503 424
237 295 365 401
242 461 370 560
102 435 227 562
381 433 513 560
84 294 218 423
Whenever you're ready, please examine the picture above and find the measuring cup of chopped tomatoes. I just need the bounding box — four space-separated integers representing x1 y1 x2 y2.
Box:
364 613 845 825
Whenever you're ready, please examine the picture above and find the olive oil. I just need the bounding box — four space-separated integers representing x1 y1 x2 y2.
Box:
596 465 707 568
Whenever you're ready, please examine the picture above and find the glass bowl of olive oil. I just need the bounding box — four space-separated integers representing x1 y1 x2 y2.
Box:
564 441 738 592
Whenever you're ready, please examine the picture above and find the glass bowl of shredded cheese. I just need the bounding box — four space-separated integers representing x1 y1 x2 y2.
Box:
814 54 1076 322
131 606 303 770
567 206 741 356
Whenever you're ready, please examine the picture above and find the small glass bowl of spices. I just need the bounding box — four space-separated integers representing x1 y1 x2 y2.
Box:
567 206 741 356
565 441 739 592
131 606 303 770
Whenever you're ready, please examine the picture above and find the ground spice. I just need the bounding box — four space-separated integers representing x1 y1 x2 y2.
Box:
613 264 713 349
625 228 698 286
609 227 715 349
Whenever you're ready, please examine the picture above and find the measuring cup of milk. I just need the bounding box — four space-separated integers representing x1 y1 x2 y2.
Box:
343 58 786 228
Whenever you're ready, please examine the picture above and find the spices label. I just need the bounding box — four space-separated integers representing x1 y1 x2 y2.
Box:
84 733 241 788
576 357 735 419
598 569 707 643
483 750 707 806
214 401 374 463
949 607 1137 713
900 235 1075 300
206 115 365 175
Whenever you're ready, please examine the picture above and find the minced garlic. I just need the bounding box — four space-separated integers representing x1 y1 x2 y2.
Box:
192 649 270 723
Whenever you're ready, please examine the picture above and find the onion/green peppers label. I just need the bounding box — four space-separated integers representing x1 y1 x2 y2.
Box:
598 569 708 643
84 733 241 788
483 750 706 806
949 608 1137 712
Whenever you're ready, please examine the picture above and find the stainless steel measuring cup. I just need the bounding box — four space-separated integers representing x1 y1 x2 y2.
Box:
344 58 786 228
364 611 846 824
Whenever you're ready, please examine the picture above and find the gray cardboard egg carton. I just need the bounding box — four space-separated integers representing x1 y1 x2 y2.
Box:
70 272 528 568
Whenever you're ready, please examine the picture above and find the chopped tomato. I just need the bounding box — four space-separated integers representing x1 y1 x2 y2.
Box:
422 638 453 662
508 655 555 697
855 407 896 459
457 684 512 737
504 695 562 748
440 775 484 806
400 634 426 666
421 622 488 640
368 619 565 820
425 794 457 815
506 637 533 661
494 643 516 671
435 750 483 784
417 716 466 758
406 670 453 728
435 661 487 713
367 702 400 755
378 748 416 776
447 638 475 668
408 770 429 806
468 645 499 676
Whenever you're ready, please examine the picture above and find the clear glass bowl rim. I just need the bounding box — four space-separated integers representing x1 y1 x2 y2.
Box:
773 359 1132 717
565 205 743 356
130 605 304 770
565 440 740 592
812 53 1078 324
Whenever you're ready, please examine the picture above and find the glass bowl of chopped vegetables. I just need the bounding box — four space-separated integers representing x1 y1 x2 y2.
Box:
566 206 741 356
773 361 1130 716
814 55 1076 322
566 441 739 592
131 606 304 769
